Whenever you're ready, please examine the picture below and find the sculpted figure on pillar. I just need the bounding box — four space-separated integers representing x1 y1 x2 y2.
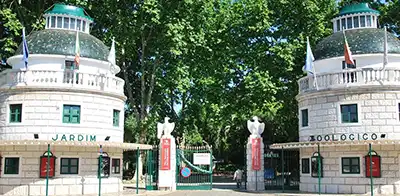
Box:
247 116 265 138
157 117 175 139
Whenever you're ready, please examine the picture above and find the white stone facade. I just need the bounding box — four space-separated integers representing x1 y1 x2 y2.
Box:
298 91 400 142
0 91 125 143
300 144 400 194
0 145 123 196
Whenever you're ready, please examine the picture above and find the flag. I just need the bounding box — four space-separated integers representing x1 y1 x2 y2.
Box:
22 27 29 69
343 30 355 66
108 37 116 66
383 26 388 70
74 31 80 68
303 37 318 90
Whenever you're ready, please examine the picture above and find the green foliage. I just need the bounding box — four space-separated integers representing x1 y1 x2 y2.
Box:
2 0 399 166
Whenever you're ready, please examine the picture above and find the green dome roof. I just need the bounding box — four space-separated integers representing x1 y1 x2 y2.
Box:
337 3 380 17
15 29 109 61
314 28 400 60
45 3 93 21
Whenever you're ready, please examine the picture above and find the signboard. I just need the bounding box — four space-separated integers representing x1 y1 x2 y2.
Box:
365 152 381 178
39 152 56 178
160 138 171 170
193 153 211 165
52 134 96 142
180 167 191 178
264 168 274 179
309 133 385 142
251 138 261 170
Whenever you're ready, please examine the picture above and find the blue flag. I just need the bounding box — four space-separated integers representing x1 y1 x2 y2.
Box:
303 37 315 75
22 27 29 69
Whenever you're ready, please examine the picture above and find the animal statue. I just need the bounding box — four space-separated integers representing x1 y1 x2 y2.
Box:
247 116 265 137
157 117 175 139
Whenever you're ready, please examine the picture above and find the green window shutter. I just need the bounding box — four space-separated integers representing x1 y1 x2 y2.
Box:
9 104 22 123
63 105 81 124
113 110 120 127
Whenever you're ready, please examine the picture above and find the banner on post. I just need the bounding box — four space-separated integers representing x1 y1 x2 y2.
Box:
160 138 171 170
251 138 261 170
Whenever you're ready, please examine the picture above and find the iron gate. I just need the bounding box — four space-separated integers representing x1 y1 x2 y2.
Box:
264 148 299 191
176 146 213 190
145 146 159 190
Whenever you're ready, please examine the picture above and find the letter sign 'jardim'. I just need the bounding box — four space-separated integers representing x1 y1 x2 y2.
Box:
52 134 96 142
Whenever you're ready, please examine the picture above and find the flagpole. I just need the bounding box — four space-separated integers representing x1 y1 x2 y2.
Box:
382 26 388 72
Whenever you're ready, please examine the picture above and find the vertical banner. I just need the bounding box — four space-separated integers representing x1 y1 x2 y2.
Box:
160 138 171 170
252 138 261 170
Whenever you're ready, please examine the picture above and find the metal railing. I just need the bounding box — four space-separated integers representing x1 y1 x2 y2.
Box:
0 69 125 95
298 68 400 94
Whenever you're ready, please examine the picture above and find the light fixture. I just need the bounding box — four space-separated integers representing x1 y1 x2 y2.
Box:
105 136 110 141
34 134 39 139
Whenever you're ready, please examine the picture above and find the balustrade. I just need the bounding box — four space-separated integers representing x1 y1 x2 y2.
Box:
298 68 400 94
0 70 124 95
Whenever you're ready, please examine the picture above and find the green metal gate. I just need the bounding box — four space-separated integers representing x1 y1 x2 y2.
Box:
264 148 299 191
176 146 213 190
145 146 159 190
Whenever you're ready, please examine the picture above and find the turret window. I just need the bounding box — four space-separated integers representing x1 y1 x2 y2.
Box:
347 17 352 29
301 109 308 127
9 104 22 123
360 16 366 27
341 18 346 30
77 19 82 30
51 16 56 28
340 104 358 123
57 17 62 28
70 18 76 30
63 105 81 124
367 15 372 27
354 16 359 28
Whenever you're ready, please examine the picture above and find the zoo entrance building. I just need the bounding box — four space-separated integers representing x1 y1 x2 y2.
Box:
270 3 400 195
0 4 150 196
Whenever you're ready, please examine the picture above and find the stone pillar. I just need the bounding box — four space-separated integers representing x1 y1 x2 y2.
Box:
246 116 265 191
157 117 176 191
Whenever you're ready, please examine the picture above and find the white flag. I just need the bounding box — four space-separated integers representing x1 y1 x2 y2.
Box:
108 37 116 66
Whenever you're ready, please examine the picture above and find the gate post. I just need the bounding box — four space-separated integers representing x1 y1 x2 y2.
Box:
246 116 265 191
157 117 177 191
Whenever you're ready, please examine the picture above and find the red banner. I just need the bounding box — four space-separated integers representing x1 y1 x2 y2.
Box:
160 138 171 170
365 156 381 177
252 138 261 170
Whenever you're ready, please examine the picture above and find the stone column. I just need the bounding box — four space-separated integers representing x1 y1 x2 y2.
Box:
246 116 265 191
157 117 177 191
